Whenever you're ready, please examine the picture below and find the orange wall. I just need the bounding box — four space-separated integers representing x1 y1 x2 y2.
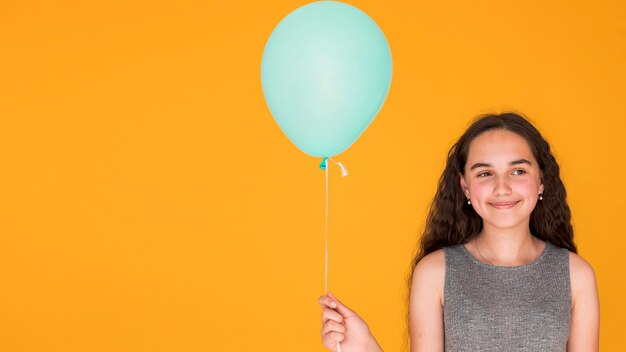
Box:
1 0 624 350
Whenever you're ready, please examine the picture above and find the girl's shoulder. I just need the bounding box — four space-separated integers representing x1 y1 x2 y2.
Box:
411 249 446 288
567 250 600 346
568 251 594 272
568 251 597 302
411 249 446 306
414 249 446 274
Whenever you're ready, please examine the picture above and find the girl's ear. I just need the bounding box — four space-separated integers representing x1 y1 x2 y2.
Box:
459 173 470 198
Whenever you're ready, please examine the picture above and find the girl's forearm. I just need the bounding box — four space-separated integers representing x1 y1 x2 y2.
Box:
366 335 383 352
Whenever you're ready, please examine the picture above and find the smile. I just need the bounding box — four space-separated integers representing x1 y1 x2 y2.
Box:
489 201 519 209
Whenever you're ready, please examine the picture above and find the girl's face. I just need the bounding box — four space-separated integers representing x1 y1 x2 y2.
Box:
460 129 544 231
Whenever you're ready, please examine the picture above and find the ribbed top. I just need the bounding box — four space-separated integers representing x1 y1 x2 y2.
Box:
443 241 571 352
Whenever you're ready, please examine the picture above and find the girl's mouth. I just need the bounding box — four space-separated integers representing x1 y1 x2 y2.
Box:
490 201 519 209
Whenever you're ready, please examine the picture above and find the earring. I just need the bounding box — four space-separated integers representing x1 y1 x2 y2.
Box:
539 192 543 201
467 199 471 205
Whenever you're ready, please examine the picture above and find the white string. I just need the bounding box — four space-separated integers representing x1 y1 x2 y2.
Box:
323 158 346 352
329 157 349 177
325 159 329 293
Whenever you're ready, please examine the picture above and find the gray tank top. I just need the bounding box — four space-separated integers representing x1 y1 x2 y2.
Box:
443 241 571 352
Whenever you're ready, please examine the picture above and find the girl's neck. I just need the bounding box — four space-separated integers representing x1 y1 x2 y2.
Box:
471 223 544 266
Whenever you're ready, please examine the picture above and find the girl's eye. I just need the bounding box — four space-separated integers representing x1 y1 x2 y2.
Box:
512 169 526 175
477 171 491 177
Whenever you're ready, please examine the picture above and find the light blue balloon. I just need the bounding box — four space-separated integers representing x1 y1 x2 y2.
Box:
261 1 392 158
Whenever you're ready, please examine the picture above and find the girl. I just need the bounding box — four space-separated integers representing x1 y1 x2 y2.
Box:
318 113 599 351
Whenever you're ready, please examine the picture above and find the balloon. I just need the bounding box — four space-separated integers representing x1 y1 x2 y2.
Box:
261 1 392 158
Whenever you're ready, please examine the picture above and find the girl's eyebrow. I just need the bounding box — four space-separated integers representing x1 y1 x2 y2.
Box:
469 159 532 171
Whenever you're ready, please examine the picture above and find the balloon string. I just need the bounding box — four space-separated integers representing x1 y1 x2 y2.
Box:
321 157 349 293
321 157 347 352
325 159 329 293
329 157 349 177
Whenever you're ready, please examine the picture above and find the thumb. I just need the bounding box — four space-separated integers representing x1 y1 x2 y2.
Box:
327 292 355 316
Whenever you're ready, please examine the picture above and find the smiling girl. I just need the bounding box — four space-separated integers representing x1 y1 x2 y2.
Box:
318 113 599 351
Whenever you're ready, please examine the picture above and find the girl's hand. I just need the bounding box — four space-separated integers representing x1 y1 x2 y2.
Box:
318 292 382 352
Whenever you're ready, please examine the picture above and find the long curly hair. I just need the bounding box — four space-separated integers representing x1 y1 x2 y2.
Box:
401 112 576 350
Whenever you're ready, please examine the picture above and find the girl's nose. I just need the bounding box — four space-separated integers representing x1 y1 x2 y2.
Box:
493 175 512 196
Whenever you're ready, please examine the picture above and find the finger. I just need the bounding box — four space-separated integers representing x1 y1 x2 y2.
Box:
327 292 355 316
318 295 337 309
322 331 345 350
322 320 346 335
322 308 343 324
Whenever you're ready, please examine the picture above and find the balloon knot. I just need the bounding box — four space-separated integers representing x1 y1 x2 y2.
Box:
319 157 348 177
319 157 329 171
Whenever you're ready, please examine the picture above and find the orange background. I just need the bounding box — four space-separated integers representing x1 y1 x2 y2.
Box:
1 0 625 350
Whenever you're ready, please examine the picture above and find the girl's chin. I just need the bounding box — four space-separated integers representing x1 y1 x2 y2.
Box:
477 212 532 230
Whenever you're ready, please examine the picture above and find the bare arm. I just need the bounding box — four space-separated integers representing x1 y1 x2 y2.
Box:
409 249 445 352
567 252 600 352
